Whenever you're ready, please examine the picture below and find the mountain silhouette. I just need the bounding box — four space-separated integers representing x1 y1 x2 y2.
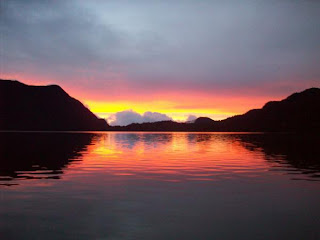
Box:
194 117 216 125
0 80 108 130
113 88 320 132
113 120 187 131
218 87 320 131
1 79 319 132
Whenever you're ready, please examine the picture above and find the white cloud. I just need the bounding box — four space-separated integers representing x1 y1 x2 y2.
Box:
108 110 172 126
186 115 197 123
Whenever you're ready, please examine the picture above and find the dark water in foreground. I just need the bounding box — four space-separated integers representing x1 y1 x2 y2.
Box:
0 132 320 240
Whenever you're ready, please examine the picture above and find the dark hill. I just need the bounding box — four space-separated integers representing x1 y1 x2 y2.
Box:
194 117 215 125
219 88 320 131
112 120 188 132
0 80 108 130
192 117 216 131
112 118 217 132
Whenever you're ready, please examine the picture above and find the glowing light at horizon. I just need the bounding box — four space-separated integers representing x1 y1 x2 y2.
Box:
84 100 237 122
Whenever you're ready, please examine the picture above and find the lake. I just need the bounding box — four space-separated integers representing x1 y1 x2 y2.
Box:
1 132 320 240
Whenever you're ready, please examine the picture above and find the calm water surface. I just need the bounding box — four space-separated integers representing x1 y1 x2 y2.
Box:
1 132 320 240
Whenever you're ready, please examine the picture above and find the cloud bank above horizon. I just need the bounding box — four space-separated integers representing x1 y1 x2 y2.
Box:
1 0 319 124
108 110 173 126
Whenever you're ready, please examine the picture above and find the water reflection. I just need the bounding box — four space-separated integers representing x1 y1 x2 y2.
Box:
0 132 319 186
234 133 320 180
1 132 319 240
0 132 95 185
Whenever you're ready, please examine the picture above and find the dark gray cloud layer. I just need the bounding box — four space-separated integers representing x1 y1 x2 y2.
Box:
1 0 320 96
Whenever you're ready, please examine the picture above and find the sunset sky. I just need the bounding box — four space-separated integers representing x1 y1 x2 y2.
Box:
1 0 319 125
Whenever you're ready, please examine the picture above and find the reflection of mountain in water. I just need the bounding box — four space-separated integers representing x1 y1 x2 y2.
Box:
0 132 95 185
104 133 173 150
234 133 320 180
1 132 319 185
101 133 320 180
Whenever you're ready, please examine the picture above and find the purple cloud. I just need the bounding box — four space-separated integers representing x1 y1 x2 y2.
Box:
186 115 197 123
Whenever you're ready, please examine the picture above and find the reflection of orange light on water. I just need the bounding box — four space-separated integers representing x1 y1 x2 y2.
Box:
93 146 123 156
4 132 286 189
70 133 266 180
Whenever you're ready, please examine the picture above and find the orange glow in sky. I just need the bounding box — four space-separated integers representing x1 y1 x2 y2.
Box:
83 99 236 122
80 89 277 122
1 73 284 123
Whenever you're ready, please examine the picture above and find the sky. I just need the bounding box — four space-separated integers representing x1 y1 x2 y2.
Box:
1 0 320 125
